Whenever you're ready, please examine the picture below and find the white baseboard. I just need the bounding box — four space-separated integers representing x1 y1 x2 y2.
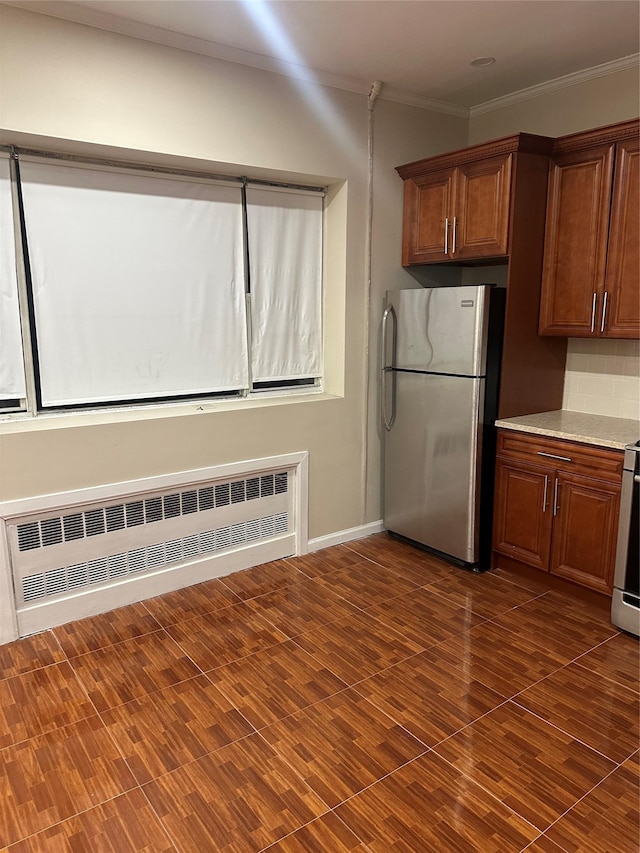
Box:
308 520 384 552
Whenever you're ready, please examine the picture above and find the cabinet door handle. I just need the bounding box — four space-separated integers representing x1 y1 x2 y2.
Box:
537 451 572 462
542 475 549 513
553 477 559 517
452 216 457 254
590 292 598 333
600 291 609 333
444 217 449 255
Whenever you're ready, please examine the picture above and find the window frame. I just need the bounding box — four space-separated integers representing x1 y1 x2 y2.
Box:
1 146 326 419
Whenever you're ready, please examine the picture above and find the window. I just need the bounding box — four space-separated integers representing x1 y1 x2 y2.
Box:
2 150 324 414
246 186 323 387
0 153 26 411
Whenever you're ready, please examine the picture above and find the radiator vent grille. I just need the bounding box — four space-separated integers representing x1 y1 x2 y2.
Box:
21 512 289 602
16 472 288 553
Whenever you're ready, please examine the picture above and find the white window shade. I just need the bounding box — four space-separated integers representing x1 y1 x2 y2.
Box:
246 186 322 384
19 160 247 406
0 154 26 400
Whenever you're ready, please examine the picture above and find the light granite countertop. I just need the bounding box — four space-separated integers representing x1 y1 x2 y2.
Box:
495 410 640 451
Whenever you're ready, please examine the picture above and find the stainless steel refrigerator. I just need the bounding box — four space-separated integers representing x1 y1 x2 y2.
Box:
381 284 505 571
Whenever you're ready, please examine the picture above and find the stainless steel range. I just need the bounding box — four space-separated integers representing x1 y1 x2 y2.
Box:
611 440 640 637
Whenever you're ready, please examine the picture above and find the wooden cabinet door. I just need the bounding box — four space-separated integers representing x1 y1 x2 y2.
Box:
402 169 455 264
539 144 614 336
453 155 511 260
603 138 640 338
493 458 553 571
550 472 620 594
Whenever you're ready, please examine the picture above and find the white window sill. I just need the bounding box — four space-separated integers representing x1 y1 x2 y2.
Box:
0 389 341 434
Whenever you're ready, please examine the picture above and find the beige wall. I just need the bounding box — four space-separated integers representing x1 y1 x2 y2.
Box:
0 5 466 538
470 66 640 426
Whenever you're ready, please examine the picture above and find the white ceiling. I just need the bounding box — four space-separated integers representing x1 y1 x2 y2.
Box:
7 1 640 114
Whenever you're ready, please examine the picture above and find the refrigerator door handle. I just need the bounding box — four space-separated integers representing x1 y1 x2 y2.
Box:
381 304 397 431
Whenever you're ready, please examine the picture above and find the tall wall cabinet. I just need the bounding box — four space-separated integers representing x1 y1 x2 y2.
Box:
397 134 567 420
539 119 639 338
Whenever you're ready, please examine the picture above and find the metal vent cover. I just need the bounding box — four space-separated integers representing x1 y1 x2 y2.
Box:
16 472 288 553
21 512 288 602
7 469 291 608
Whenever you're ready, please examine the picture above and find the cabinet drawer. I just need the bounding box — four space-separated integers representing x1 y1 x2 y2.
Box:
496 429 623 482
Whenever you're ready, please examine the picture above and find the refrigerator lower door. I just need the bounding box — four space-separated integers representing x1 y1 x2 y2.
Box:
383 371 484 565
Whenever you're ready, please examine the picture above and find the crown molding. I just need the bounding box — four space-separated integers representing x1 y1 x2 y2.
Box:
470 54 640 118
378 87 469 118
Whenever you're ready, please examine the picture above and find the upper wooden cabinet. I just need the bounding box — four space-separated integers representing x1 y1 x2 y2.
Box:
397 134 553 265
396 133 567 421
539 119 639 338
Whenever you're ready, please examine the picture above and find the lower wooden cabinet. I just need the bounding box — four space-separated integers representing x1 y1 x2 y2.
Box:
493 459 552 571
493 430 623 594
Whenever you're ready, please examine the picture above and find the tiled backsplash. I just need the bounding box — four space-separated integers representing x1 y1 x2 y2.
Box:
562 339 640 420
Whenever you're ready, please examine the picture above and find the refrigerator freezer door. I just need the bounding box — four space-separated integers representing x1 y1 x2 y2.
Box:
383 371 485 564
386 286 490 376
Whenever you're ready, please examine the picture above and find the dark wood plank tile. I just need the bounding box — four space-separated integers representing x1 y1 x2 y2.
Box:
366 584 485 648
574 632 640 692
355 647 504 746
4 789 175 852
220 558 305 600
515 661 639 763
0 632 65 680
546 751 640 853
101 674 255 783
428 570 541 619
294 610 424 685
264 813 366 852
69 629 200 712
0 662 94 748
207 640 347 729
244 577 359 638
537 585 614 624
491 564 561 594
261 687 426 807
522 836 568 852
143 733 327 852
492 591 618 659
143 577 241 627
0 716 136 848
166 601 288 670
53 602 162 657
336 750 538 852
346 533 457 585
286 545 367 579
434 701 616 831
437 620 568 697
312 561 419 610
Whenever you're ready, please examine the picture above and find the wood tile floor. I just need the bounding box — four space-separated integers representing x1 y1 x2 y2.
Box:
1 533 638 851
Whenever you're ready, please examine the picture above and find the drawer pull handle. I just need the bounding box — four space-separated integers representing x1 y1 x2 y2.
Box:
542 475 549 513
537 451 572 462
